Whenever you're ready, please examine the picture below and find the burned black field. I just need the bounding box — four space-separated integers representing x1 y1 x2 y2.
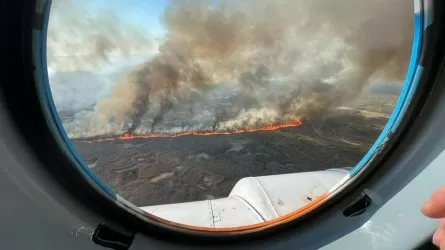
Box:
71 94 396 207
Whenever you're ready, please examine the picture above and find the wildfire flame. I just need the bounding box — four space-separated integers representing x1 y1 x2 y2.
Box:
76 119 303 143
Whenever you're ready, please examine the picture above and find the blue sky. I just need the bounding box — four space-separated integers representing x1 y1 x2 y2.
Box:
86 0 170 37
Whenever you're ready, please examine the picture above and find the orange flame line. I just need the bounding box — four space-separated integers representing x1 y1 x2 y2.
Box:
76 119 303 143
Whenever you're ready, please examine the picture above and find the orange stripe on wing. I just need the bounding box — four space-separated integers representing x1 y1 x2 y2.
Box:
140 192 330 234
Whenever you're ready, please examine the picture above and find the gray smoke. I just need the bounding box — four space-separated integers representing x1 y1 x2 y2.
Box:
59 0 413 137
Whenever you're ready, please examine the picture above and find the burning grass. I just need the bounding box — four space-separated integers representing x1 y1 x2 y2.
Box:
73 118 303 143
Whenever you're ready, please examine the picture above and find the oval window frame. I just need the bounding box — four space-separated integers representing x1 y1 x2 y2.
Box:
32 0 429 236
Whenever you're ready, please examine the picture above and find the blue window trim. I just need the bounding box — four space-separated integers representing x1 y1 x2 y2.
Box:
34 0 429 199
350 3 427 176
35 1 116 198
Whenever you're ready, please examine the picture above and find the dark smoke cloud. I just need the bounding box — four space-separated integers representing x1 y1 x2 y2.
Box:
85 0 413 136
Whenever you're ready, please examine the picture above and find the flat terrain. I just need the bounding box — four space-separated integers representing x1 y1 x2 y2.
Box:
72 94 397 207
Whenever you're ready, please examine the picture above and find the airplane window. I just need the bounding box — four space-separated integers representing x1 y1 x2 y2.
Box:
46 0 415 230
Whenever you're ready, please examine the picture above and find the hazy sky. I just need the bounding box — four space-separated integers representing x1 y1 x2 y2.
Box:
85 0 170 37
47 0 174 72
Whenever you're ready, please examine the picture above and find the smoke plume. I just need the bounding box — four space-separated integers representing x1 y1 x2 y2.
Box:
55 0 414 137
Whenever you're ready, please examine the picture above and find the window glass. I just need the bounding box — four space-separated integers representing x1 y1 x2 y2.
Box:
47 0 414 228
